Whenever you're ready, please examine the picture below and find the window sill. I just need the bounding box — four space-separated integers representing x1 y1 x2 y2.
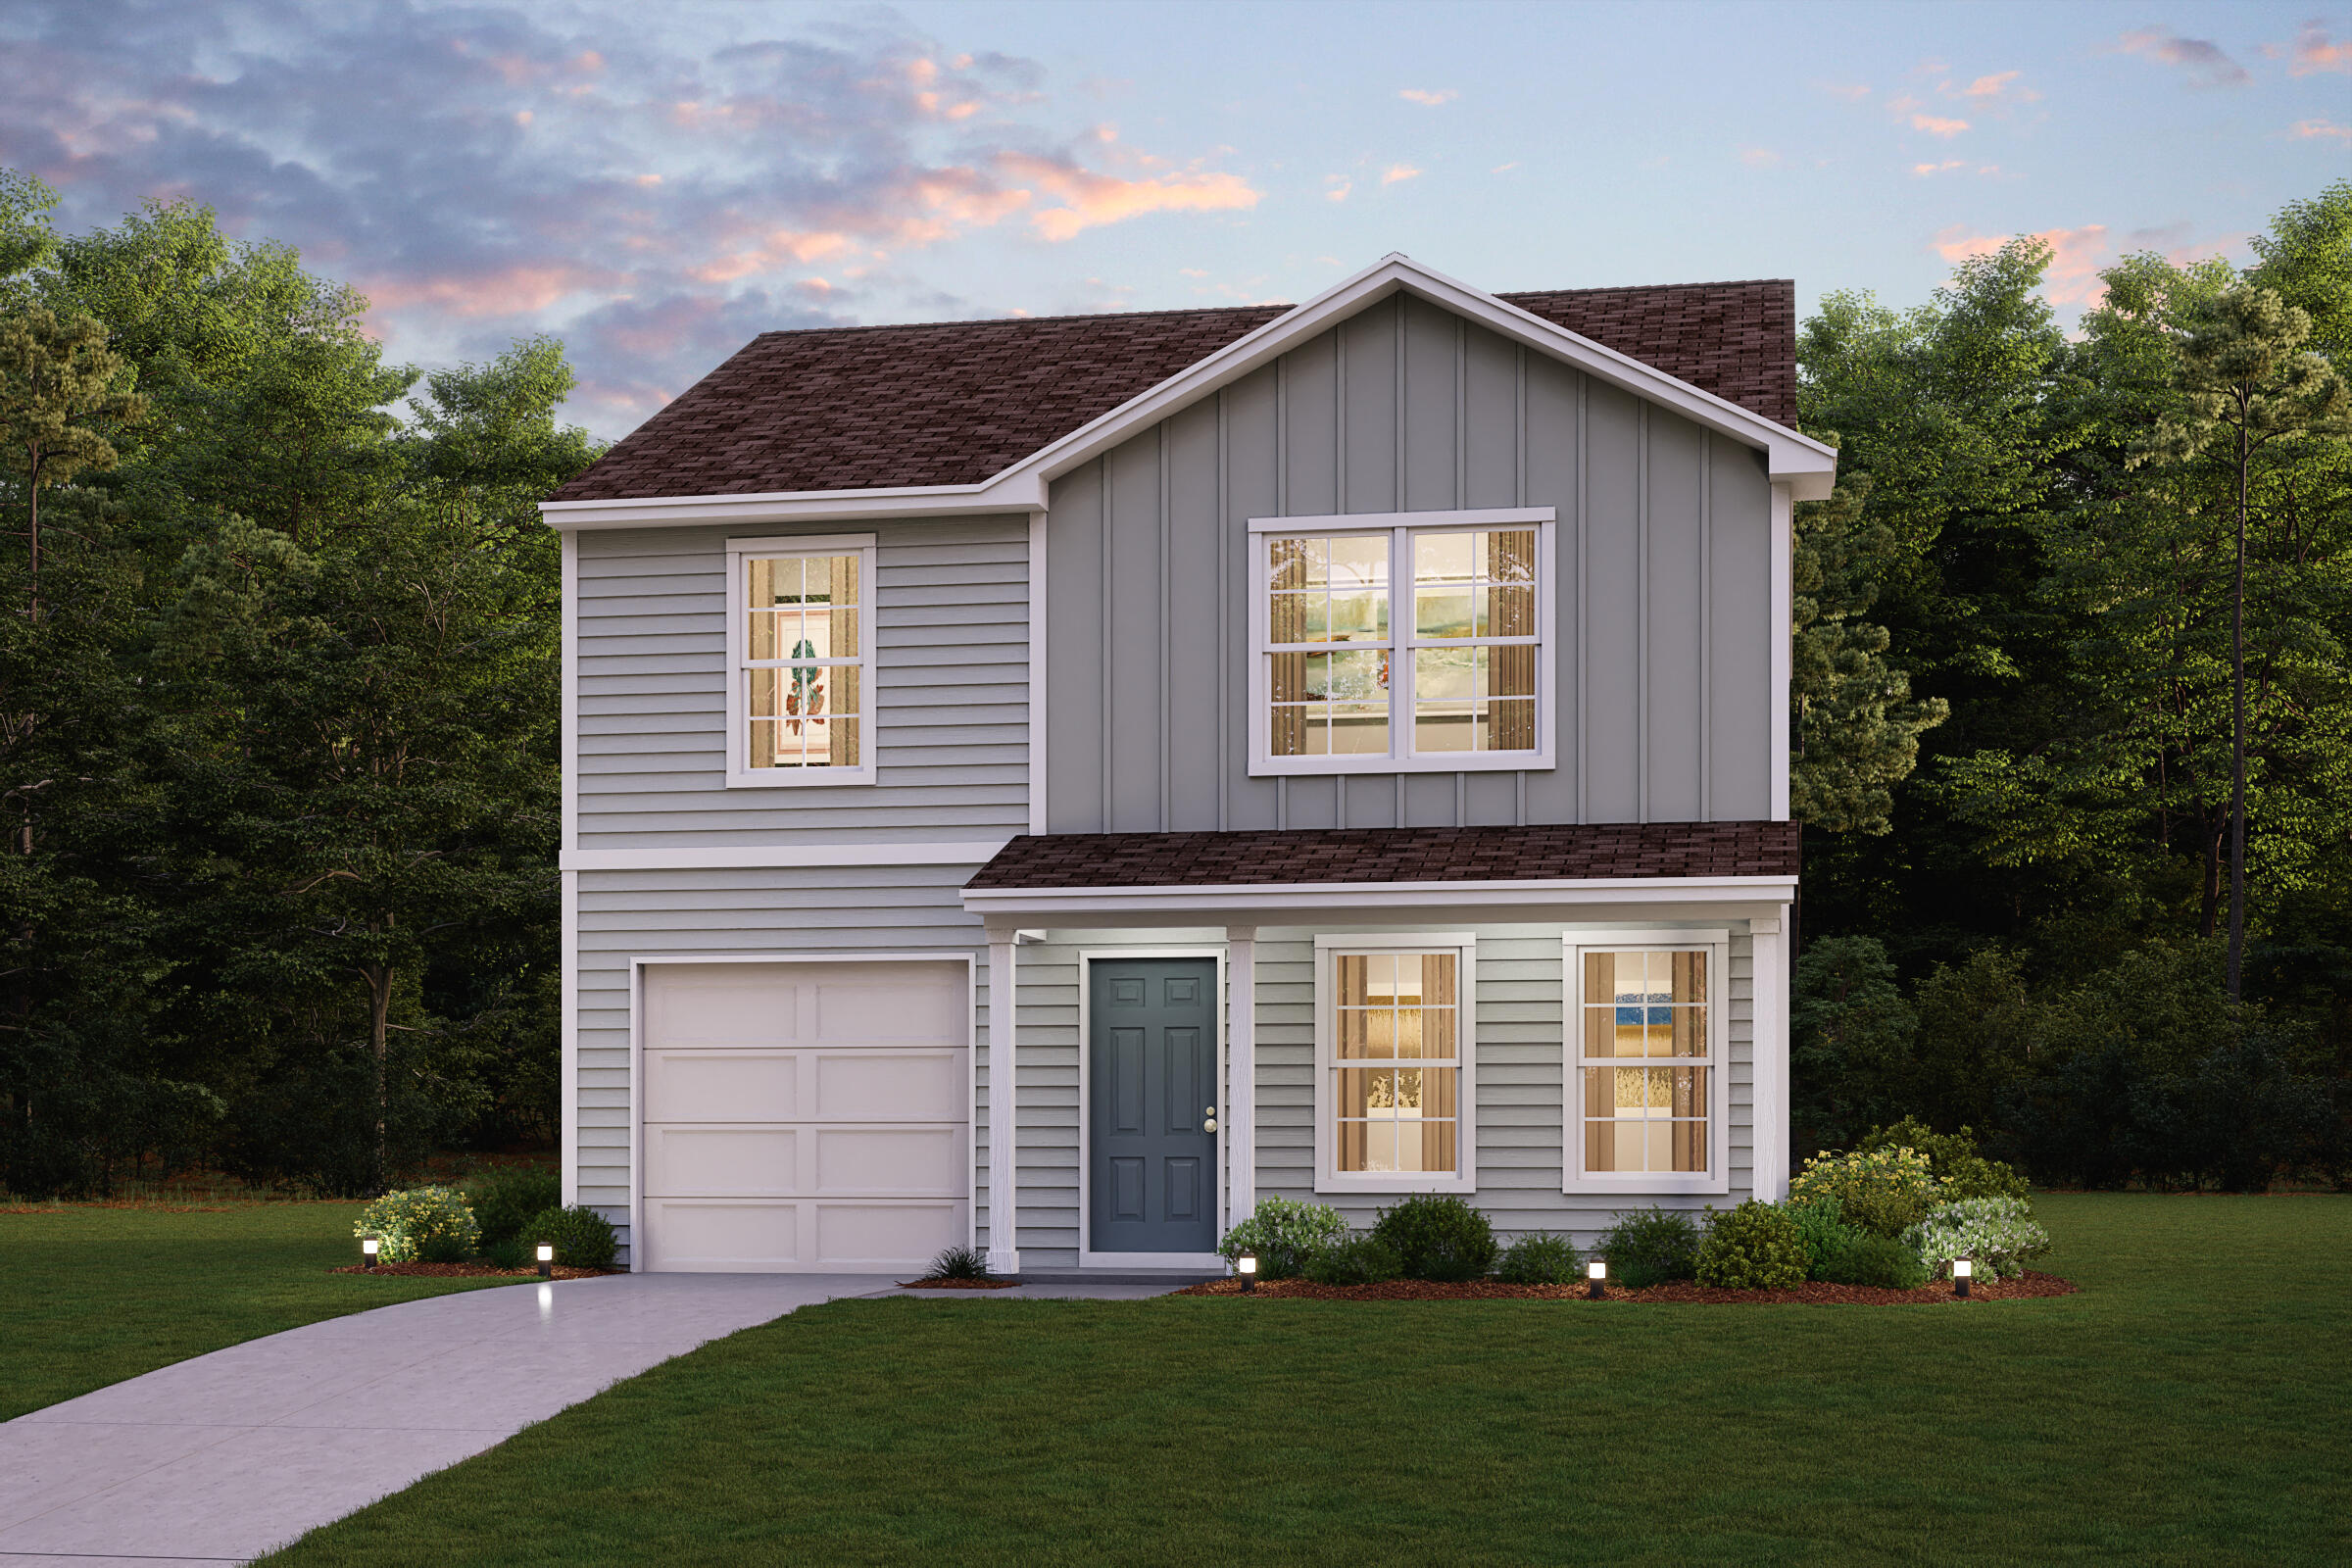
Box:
1314 1173 1478 1197
1253 751 1554 778
1561 1172 1731 1198
724 769 878 789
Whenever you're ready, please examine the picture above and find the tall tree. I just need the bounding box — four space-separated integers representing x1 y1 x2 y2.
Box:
0 310 144 620
2132 287 2352 998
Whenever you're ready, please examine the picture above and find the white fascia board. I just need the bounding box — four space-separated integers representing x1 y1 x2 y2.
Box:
537 253 1837 532
565 840 1010 872
960 873 1797 919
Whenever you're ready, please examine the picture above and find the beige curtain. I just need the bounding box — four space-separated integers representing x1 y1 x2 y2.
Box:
1269 539 1308 756
1491 528 1536 751
829 554 859 767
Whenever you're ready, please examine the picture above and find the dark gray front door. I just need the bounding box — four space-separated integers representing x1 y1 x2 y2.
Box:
1089 957 1218 1254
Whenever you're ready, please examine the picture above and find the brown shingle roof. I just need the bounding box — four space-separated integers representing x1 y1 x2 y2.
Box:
964 823 1799 892
553 279 1797 503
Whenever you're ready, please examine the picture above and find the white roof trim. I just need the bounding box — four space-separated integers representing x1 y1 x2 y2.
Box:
960 872 1798 918
543 254 1837 530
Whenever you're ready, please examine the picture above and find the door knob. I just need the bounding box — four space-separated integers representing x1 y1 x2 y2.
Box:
1204 1104 1216 1115
1203 1116 1218 1132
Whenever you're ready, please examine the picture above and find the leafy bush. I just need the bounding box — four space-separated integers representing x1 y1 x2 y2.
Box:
1814 1230 1930 1289
1218 1196 1349 1280
1860 1118 2030 1201
522 1204 619 1269
482 1238 528 1270
355 1186 480 1263
1786 1196 1853 1281
1494 1232 1584 1285
1372 1194 1498 1282
923 1245 994 1281
1904 1195 2050 1281
1695 1200 1808 1289
465 1165 562 1248
1302 1232 1403 1286
1788 1146 1940 1237
1598 1207 1702 1289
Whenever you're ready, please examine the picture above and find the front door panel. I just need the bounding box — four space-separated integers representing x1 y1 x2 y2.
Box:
1090 958 1218 1254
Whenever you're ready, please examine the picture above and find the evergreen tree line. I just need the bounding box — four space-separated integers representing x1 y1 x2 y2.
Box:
1791 181 2352 1189
0 172 2343 1198
0 176 596 1197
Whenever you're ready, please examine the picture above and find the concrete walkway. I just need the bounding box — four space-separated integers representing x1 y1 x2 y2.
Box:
0 1273 895 1565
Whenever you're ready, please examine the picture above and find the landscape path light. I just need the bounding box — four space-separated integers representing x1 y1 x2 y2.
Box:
1953 1258 1973 1299
1587 1260 1606 1300
537 1242 556 1280
1237 1250 1257 1293
361 1237 378 1271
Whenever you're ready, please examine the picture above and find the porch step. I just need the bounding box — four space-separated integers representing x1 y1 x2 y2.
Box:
1011 1269 1224 1286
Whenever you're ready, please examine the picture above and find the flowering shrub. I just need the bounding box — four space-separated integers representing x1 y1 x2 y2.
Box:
1788 1146 1941 1237
1696 1200 1809 1289
1904 1196 2050 1281
1859 1118 2031 1201
355 1187 480 1263
1219 1196 1349 1280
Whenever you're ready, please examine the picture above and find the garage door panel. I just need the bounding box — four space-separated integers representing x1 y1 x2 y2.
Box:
643 1200 800 1271
812 975 964 1045
812 1050 963 1121
814 1201 963 1268
647 965 804 1047
813 1127 964 1197
645 1050 800 1122
645 1125 799 1197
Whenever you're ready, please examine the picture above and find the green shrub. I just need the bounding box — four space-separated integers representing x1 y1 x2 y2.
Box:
1494 1232 1583 1285
1786 1196 1854 1280
923 1246 994 1281
1860 1118 2031 1201
522 1204 619 1269
1904 1195 2050 1280
1598 1207 1702 1288
465 1165 562 1248
1814 1230 1930 1289
1695 1200 1808 1289
482 1238 528 1270
355 1186 480 1263
1788 1146 1941 1237
1217 1196 1348 1280
1302 1232 1403 1286
1372 1194 1497 1282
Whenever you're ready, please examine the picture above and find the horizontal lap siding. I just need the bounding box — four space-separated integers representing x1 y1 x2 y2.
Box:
575 519 1030 849
573 865 994 1264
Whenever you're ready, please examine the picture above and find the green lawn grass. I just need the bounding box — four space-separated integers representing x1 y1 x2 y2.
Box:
267 1193 2352 1567
0 1202 519 1422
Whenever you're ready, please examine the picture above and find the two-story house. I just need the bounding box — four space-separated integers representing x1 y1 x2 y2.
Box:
544 254 1836 1275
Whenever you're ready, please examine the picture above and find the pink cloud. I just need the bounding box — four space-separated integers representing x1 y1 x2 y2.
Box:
362 262 631 318
2290 117 2352 142
1933 222 2112 305
996 154 1260 241
688 228 857 284
2116 27 2251 86
2285 21 2351 74
1912 113 1970 137
1911 160 1965 176
1397 87 1457 106
1325 176 1352 202
1739 146 1782 169
1380 163 1422 184
1814 80 1873 100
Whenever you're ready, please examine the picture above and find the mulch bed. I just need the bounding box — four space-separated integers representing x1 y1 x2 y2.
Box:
330 1262 622 1280
896 1277 1019 1290
1174 1269 2077 1304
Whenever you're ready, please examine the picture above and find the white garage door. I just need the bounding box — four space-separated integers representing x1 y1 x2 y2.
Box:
638 960 969 1272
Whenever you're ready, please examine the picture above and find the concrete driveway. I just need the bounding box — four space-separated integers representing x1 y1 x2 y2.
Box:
0 1272 896 1565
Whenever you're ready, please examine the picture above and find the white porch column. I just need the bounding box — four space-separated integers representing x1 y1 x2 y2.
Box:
1748 911 1789 1200
1226 926 1257 1228
985 928 1020 1276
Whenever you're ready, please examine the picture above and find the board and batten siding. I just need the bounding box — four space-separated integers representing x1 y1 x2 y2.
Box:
574 517 1030 849
1043 291 1776 833
573 864 997 1263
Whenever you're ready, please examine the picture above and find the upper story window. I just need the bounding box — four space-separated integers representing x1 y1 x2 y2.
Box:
725 534 877 787
1249 509 1554 776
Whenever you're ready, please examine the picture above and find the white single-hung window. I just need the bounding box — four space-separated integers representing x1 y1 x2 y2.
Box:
1249 508 1553 775
726 534 877 787
1562 930 1731 1195
1314 934 1477 1195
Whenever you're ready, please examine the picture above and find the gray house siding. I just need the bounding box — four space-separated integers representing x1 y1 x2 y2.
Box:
1043 291 1775 834
575 516 1030 850
573 864 995 1264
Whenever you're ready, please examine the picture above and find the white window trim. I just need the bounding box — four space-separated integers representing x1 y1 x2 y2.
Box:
725 533 878 788
1248 509 1557 777
1561 928 1732 1197
1313 931 1478 1197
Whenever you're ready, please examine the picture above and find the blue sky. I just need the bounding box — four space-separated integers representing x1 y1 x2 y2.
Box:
2 0 2343 436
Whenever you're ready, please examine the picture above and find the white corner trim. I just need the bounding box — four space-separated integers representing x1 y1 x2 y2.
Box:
560 530 578 855
560 868 578 1207
565 840 1010 872
538 255 1836 533
1770 482 1793 822
1750 915 1792 1200
985 935 1019 1276
1028 510 1048 836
